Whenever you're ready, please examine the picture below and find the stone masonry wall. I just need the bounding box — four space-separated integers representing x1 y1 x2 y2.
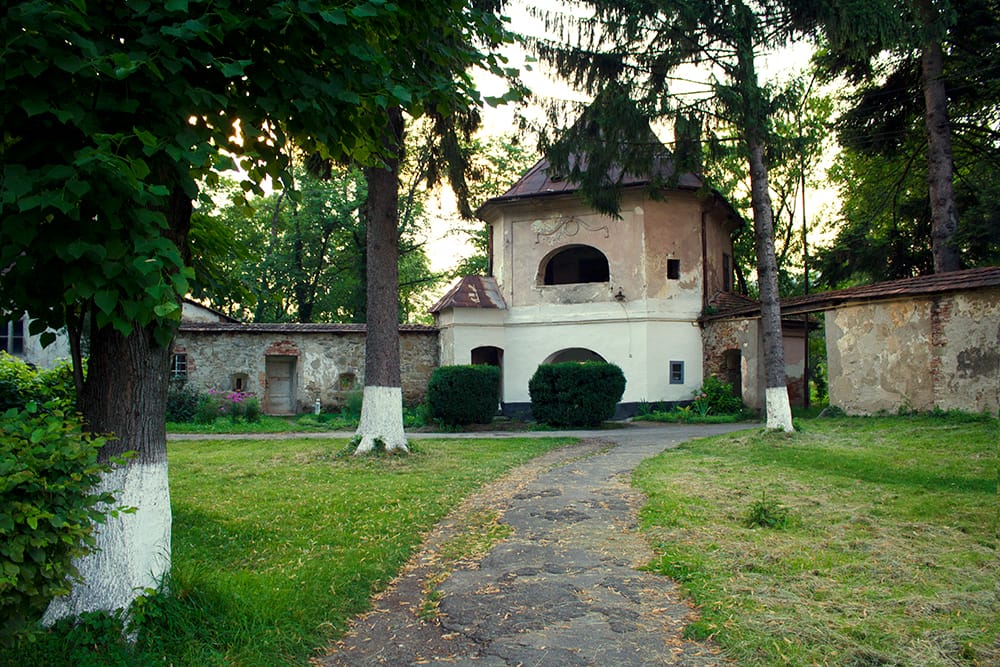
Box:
174 329 438 413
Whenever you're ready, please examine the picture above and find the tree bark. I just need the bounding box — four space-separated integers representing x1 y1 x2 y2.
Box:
748 140 793 431
355 106 407 453
43 182 190 623
43 322 172 624
919 27 961 273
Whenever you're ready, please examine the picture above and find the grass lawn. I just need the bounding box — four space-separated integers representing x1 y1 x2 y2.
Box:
10 436 573 667
635 414 999 666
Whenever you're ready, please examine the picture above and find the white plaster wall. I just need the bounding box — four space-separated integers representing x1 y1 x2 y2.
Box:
22 326 71 369
498 306 704 405
439 309 506 366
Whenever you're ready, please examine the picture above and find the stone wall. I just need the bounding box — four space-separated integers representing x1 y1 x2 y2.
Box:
173 326 438 414
826 288 1000 415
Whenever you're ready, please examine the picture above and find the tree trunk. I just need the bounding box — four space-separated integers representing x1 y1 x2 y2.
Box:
43 181 190 623
748 139 793 431
919 26 961 273
355 106 407 454
43 322 172 624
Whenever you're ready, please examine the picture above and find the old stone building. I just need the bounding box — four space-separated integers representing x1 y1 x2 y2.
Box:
173 302 437 414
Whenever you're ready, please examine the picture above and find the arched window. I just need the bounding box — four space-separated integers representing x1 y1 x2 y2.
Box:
471 346 503 367
544 348 607 364
540 245 610 285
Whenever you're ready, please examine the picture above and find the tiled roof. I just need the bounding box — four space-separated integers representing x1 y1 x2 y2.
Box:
429 276 507 313
703 266 1000 320
483 156 703 205
178 321 437 333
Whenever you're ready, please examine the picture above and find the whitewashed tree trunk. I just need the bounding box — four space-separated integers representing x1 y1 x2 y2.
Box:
741 48 794 433
356 107 409 455
43 321 174 623
42 462 171 624
354 385 408 453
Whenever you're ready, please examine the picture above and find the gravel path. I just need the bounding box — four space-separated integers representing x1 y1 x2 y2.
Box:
318 423 749 666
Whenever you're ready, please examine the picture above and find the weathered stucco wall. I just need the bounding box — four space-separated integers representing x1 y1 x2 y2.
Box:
827 288 1000 415
173 328 438 413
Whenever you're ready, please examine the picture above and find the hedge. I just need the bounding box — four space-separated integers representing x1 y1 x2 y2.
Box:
427 365 501 425
529 362 626 427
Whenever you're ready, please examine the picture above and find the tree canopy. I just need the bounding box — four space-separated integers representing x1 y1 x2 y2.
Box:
2 0 521 619
815 0 1000 285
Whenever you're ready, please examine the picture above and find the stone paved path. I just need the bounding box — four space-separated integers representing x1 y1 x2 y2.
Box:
319 423 749 667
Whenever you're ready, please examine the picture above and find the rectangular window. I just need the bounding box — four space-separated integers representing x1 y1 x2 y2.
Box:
723 253 732 292
1 317 25 355
170 353 188 380
667 259 681 280
669 360 684 385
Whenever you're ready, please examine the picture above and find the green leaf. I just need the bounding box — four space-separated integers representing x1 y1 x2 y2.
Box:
19 99 49 117
352 3 379 18
94 290 118 315
320 9 348 24
153 301 179 318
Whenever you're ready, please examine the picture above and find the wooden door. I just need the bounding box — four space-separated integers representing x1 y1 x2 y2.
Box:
265 356 296 414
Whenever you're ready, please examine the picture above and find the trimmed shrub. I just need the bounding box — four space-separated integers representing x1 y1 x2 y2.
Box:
427 365 501 425
529 362 626 427
0 403 117 641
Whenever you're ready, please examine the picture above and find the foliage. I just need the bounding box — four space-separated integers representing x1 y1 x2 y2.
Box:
427 365 501 425
0 435 574 665
165 381 201 424
0 404 116 641
0 353 77 412
743 491 793 529
813 0 1000 280
694 376 744 415
704 78 835 293
195 389 260 425
529 362 626 427
448 134 539 277
635 415 999 664
193 162 441 324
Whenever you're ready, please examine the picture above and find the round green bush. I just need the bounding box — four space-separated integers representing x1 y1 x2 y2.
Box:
529 362 626 427
427 365 501 425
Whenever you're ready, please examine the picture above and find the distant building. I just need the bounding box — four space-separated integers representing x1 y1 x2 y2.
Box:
0 312 69 369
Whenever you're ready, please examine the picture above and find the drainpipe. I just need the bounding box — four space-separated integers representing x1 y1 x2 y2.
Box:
701 209 709 310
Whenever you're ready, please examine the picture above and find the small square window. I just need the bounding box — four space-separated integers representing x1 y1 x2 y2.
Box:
667 259 681 280
669 361 684 385
170 353 188 380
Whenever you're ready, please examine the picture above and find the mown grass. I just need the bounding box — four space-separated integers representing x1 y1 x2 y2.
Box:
8 436 573 666
635 413 999 666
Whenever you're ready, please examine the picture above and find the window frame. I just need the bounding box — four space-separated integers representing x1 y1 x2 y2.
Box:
669 360 684 385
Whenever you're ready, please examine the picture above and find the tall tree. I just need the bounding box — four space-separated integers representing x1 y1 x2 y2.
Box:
807 0 1000 273
2 0 473 622
813 0 1000 283
705 76 834 295
352 0 521 454
529 0 812 430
